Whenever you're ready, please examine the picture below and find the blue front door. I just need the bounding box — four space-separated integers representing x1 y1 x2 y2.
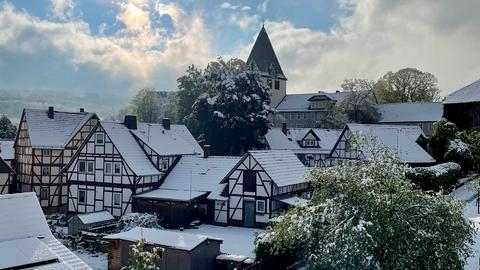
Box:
244 201 255 227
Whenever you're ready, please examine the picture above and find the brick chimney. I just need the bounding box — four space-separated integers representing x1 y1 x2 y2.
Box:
48 106 54 119
203 145 211 158
162 118 171 130
80 108 85 113
124 115 137 130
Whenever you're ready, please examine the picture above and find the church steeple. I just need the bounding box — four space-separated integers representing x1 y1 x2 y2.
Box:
247 25 286 80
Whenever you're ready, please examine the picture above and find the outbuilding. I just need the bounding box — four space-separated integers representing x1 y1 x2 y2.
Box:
68 210 115 235
104 227 222 270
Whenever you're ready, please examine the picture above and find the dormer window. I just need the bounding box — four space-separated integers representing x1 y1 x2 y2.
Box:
304 139 317 147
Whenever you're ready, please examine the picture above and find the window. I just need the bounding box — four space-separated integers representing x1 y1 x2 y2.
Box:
113 193 121 206
87 161 95 173
243 170 256 192
95 133 104 145
161 159 168 171
42 167 50 176
78 189 86 203
256 200 266 213
42 149 51 156
40 187 48 200
305 140 316 147
114 163 122 174
297 113 301 119
105 162 112 174
274 80 280 90
78 161 86 173
267 79 272 89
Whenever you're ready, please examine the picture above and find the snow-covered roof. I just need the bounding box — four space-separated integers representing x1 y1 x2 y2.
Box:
444 79 480 104
345 124 435 164
276 92 346 111
131 123 203 156
24 109 95 149
248 150 309 187
279 196 310 207
104 227 222 251
264 128 342 154
0 192 91 269
378 102 443 123
0 140 14 160
75 210 115 225
150 155 241 201
101 122 161 176
134 189 207 202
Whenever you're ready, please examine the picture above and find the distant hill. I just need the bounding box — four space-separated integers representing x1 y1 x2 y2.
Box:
0 89 129 123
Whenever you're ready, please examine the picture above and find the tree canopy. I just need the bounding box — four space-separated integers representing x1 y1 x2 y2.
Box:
256 146 473 270
0 115 16 139
340 79 380 124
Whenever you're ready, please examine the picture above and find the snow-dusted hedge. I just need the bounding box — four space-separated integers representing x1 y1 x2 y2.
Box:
116 213 162 232
406 162 462 191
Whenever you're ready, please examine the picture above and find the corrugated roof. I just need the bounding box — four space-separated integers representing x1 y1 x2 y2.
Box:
346 124 435 164
131 123 203 156
264 128 342 154
0 193 91 269
276 92 346 111
247 26 286 79
378 102 443 123
101 122 161 176
249 150 309 187
444 79 480 104
0 140 14 160
24 109 95 149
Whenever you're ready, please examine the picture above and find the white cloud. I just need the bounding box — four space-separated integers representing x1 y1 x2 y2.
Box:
242 0 480 96
229 13 260 30
221 2 251 11
257 0 268 13
49 0 75 21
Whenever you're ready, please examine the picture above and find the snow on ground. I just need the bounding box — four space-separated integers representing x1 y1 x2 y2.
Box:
172 224 264 258
73 250 108 270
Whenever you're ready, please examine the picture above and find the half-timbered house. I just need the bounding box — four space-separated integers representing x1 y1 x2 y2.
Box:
65 116 203 217
0 140 14 194
329 124 435 166
259 125 342 167
218 150 310 228
14 107 98 212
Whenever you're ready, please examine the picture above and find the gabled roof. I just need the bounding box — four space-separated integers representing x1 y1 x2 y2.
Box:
343 124 435 164
248 150 309 187
74 210 115 225
378 102 443 123
444 79 480 104
24 109 96 149
138 155 241 201
101 122 161 176
131 123 203 156
104 227 222 251
0 192 91 269
276 92 346 111
264 128 342 154
0 140 14 160
247 26 286 79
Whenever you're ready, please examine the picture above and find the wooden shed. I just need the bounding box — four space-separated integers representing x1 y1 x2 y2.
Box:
104 227 222 270
68 210 115 235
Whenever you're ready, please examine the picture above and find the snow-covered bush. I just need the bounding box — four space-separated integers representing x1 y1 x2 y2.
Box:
406 162 462 192
122 238 162 270
116 213 161 232
257 149 473 269
430 118 458 161
444 139 473 171
457 130 480 171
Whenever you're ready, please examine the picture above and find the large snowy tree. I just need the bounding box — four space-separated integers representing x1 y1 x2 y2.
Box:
187 58 274 155
256 146 474 270
340 79 380 124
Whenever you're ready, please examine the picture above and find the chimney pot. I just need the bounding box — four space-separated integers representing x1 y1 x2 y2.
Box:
48 106 54 119
80 108 85 113
203 145 211 158
281 123 288 135
336 90 340 93
162 118 171 130
124 115 137 130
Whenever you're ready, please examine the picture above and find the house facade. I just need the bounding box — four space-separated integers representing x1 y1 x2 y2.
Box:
0 140 14 194
217 150 310 228
443 79 480 130
14 107 98 212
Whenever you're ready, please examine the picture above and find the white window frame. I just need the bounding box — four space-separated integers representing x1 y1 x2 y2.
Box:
114 162 122 175
305 140 316 147
113 193 121 206
78 189 86 204
104 162 112 174
87 161 95 173
95 133 104 145
40 187 48 200
78 160 86 173
42 149 52 156
256 199 266 214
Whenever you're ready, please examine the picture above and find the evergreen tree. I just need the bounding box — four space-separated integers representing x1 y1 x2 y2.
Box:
256 145 474 270
0 115 16 139
176 65 206 124
122 238 162 270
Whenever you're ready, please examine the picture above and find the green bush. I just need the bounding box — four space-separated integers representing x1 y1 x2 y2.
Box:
407 162 462 192
457 130 480 171
255 241 297 270
429 119 458 162
444 139 473 171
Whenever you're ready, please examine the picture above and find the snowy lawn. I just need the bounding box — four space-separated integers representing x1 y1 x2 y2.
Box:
172 224 264 258
73 250 108 270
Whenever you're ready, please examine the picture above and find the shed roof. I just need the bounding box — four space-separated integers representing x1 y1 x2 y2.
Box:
0 140 14 160
104 227 222 251
276 92 346 111
378 102 443 123
101 122 161 176
345 124 435 164
75 210 115 225
24 109 96 149
0 192 91 269
444 79 480 104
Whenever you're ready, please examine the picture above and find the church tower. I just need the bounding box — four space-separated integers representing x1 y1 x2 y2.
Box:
247 25 287 108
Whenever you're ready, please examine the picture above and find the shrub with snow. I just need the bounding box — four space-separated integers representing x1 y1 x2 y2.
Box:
122 238 162 270
406 162 462 192
116 213 162 232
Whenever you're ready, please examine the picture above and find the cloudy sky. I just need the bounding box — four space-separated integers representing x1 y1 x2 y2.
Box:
0 0 479 97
